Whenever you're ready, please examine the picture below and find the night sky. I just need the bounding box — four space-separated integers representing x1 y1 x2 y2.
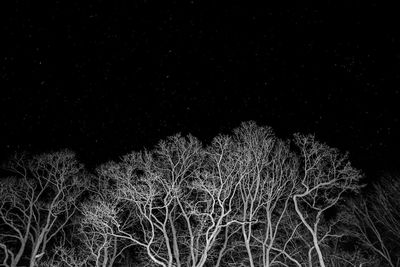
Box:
1 1 400 179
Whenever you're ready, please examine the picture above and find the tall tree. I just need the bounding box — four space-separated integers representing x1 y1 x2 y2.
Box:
0 151 87 267
292 134 362 267
231 122 300 267
347 175 400 267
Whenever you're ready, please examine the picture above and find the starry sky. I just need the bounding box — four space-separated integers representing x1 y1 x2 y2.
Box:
1 1 400 178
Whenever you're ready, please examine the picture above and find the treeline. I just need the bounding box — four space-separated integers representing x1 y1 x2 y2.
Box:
0 122 399 267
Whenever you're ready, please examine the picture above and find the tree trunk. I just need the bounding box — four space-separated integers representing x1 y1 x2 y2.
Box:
29 239 43 267
312 235 326 267
293 195 326 267
242 224 255 267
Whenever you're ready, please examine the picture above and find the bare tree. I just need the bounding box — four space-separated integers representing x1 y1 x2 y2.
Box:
226 122 301 267
347 175 400 267
292 134 362 267
370 175 400 251
182 133 251 267
0 122 369 267
79 171 135 267
87 123 365 267
92 134 203 267
0 151 86 267
92 131 257 267
0 175 31 267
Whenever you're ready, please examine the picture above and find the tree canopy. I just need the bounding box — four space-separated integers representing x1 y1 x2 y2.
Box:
1 122 398 267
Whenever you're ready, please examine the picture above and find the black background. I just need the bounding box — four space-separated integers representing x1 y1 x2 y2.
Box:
1 1 400 179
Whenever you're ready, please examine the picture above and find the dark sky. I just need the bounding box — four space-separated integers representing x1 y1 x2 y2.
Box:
1 1 400 178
